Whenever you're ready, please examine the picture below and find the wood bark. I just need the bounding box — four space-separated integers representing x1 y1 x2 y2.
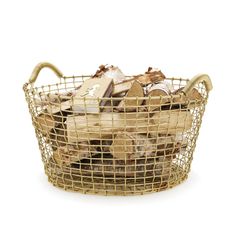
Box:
150 110 193 136
66 110 192 142
172 87 204 108
145 81 173 111
66 112 148 142
110 133 157 160
53 143 97 166
46 100 72 114
134 68 165 85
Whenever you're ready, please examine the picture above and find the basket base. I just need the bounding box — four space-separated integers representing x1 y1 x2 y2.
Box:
45 162 188 196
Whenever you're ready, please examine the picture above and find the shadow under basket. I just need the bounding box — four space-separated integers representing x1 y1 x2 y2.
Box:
23 62 212 196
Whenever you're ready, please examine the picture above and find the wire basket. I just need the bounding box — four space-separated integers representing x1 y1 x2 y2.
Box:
23 62 212 196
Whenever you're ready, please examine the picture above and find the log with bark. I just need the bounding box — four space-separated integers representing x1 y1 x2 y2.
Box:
112 68 166 96
172 87 204 108
109 133 157 160
53 142 97 167
34 89 79 115
34 92 72 107
78 157 164 178
50 151 175 180
66 112 148 142
150 110 193 136
110 133 184 160
90 140 113 153
66 110 193 142
35 109 70 137
92 64 127 84
49 124 67 150
46 100 72 114
145 81 173 111
134 67 166 85
35 113 55 136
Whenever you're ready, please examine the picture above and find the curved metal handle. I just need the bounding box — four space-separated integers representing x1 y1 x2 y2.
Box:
182 74 213 96
29 62 64 84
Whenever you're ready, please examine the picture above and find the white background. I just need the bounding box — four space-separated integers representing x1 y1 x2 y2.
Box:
0 0 235 234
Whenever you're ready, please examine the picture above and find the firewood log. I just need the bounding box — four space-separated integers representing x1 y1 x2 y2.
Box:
44 93 72 102
66 112 149 142
34 93 71 107
101 99 121 112
77 157 164 178
72 77 114 113
66 110 192 142
50 150 175 180
134 67 166 85
145 81 173 111
97 67 166 96
92 65 127 84
90 140 113 153
46 100 72 114
117 80 144 111
109 133 135 160
112 79 135 96
112 69 165 96
49 124 67 150
35 108 70 137
110 133 158 160
35 113 55 136
51 110 70 125
53 143 97 167
172 87 204 108
150 110 193 136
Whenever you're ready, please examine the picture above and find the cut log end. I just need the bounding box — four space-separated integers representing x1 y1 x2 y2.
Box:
173 87 204 107
117 80 144 111
146 89 169 111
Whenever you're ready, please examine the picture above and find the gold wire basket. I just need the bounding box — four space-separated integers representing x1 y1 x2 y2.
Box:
23 62 212 196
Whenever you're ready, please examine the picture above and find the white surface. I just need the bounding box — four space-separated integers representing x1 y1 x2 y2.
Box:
0 0 235 235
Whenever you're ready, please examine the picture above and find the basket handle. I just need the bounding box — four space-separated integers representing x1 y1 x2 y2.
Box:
182 74 213 95
29 62 64 84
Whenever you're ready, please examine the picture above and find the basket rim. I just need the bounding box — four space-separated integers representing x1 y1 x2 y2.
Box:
23 76 195 102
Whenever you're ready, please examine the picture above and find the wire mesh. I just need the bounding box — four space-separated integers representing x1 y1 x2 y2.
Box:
23 75 209 195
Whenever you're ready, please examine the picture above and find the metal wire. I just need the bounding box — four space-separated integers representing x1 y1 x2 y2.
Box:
23 75 210 196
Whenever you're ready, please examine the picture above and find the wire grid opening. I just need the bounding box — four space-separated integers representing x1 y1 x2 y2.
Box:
23 76 209 195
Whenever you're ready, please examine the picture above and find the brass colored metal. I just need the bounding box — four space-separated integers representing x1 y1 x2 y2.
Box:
29 62 64 84
182 74 212 95
23 62 212 196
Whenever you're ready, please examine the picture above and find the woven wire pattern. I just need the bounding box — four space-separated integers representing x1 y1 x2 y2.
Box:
23 76 209 195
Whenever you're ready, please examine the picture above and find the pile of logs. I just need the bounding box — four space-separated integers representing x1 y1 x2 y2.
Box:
35 65 203 178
